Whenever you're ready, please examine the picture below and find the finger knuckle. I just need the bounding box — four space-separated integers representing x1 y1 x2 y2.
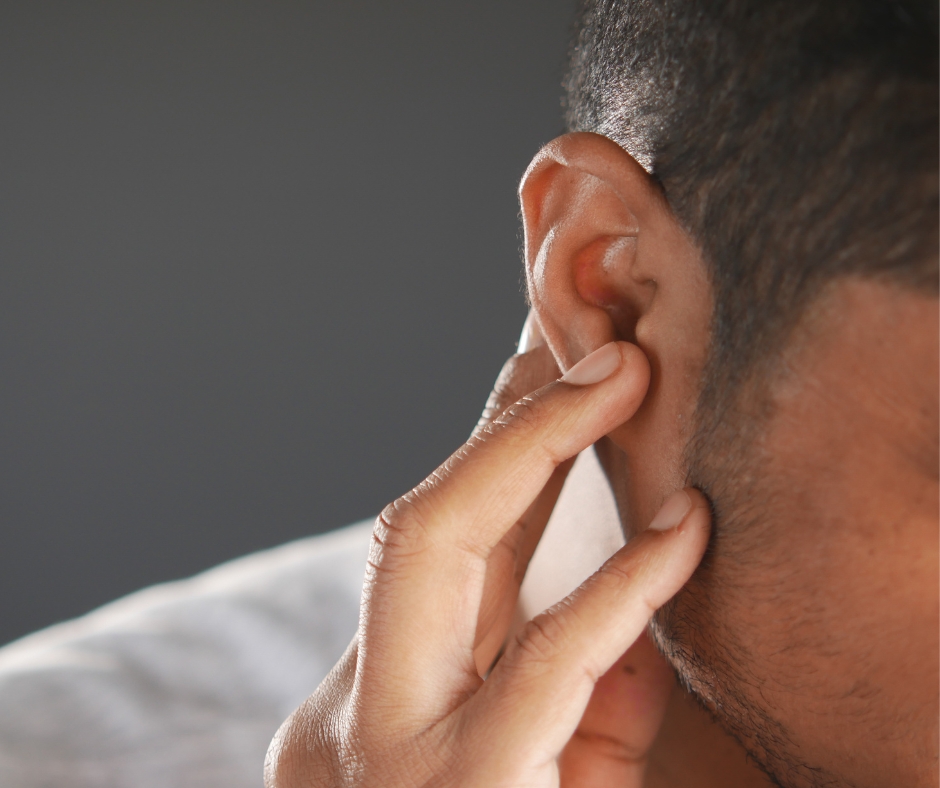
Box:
499 388 548 431
511 607 572 666
374 493 434 558
600 559 637 590
468 419 500 446
475 367 523 430
265 695 351 788
570 727 649 766
596 560 657 617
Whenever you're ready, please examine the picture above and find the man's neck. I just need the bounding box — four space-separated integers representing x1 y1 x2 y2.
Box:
646 685 773 788
517 449 771 788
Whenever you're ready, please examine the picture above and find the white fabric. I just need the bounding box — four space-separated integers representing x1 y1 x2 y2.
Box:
0 519 373 788
0 450 624 788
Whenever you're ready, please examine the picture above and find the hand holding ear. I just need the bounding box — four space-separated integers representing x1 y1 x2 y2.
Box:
519 132 713 539
264 328 711 788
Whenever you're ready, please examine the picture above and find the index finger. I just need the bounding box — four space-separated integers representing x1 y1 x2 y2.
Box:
360 341 650 714
471 316 568 675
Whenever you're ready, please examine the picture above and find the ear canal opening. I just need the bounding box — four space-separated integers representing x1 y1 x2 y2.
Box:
606 301 641 345
574 235 651 345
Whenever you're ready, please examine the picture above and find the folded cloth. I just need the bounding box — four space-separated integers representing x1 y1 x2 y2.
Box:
0 519 372 788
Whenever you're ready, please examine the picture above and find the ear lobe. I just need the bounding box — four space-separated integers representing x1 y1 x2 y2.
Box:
519 133 660 373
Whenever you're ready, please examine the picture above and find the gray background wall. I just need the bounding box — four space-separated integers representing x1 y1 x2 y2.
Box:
0 0 576 646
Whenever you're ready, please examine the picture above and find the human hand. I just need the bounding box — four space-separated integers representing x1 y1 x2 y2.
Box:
265 333 711 788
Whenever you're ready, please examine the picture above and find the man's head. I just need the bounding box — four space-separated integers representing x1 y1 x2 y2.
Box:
519 1 938 785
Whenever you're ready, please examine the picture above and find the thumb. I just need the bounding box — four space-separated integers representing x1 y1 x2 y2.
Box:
558 632 674 787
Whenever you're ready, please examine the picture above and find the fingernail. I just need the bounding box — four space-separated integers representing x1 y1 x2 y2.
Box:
517 312 542 353
560 342 622 386
647 490 693 532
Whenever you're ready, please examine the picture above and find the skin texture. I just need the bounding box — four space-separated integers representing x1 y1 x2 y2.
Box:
656 281 939 788
519 132 939 787
266 132 936 788
265 339 715 788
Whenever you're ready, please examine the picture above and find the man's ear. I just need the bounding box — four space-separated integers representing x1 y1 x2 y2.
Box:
519 132 709 380
520 133 713 530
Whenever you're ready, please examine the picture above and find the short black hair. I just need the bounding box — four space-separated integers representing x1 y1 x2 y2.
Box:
566 3 937 783
565 0 938 442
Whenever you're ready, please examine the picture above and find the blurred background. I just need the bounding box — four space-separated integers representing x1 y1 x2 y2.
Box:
0 0 576 646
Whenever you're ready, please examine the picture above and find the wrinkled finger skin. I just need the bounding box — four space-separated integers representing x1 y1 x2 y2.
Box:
471 332 567 675
355 342 651 716
265 339 710 788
